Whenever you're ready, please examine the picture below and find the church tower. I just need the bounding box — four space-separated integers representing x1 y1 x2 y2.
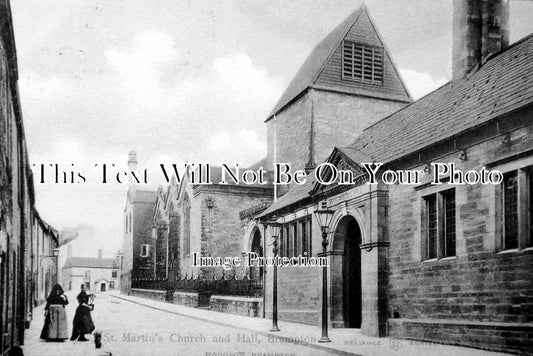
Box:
265 4 412 187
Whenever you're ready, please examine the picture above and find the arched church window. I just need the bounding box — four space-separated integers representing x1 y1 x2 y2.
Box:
183 193 191 255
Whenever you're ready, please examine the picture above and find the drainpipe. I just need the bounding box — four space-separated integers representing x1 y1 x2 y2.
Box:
261 221 266 319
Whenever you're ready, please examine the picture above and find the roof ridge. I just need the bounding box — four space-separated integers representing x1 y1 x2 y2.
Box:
350 33 533 165
355 32 533 139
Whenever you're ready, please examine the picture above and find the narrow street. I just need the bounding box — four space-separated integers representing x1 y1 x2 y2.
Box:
22 291 511 356
22 291 334 356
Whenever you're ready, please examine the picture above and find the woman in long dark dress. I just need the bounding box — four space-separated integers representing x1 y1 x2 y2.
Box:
40 284 69 341
70 284 95 341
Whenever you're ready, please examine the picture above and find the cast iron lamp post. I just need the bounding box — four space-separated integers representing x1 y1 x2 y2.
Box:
266 218 282 332
314 201 334 343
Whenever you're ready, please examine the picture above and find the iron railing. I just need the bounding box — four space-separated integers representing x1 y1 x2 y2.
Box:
131 273 263 298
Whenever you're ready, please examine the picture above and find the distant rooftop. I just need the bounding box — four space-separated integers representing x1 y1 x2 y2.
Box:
63 257 117 269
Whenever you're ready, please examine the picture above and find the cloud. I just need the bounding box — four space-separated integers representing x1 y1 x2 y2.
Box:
400 69 448 100
19 31 282 257
207 129 266 165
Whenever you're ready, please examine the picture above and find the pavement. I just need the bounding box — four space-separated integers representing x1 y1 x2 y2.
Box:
21 290 512 356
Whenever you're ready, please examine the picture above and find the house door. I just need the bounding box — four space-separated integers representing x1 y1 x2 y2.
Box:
342 217 362 328
100 283 106 292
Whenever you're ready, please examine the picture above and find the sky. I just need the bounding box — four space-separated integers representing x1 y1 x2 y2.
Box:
10 0 533 257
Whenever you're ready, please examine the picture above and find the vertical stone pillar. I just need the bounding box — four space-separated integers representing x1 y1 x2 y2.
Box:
360 186 389 337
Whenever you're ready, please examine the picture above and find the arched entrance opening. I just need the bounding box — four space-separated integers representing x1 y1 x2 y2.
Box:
250 228 263 279
331 215 362 328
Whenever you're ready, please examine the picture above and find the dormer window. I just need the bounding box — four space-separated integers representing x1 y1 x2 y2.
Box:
342 41 383 84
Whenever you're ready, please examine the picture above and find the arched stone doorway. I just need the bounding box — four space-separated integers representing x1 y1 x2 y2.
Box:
331 215 362 328
250 228 263 279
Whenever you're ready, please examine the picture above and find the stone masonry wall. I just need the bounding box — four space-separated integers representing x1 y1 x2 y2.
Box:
387 120 533 354
180 186 271 277
173 292 199 308
266 89 407 172
209 295 263 318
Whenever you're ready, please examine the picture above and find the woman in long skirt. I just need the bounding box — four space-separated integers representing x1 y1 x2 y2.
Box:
70 283 95 341
40 284 69 341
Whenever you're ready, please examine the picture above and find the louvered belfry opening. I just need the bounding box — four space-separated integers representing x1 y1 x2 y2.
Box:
342 41 383 84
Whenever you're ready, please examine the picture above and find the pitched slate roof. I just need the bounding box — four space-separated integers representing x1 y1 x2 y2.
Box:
351 33 533 164
266 4 411 121
259 177 316 218
260 34 533 217
63 257 116 269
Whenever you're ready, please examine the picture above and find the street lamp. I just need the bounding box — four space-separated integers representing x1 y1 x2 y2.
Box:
314 201 334 343
41 248 60 284
266 217 282 332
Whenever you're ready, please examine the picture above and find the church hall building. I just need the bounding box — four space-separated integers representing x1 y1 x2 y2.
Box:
121 1 532 353
256 0 532 353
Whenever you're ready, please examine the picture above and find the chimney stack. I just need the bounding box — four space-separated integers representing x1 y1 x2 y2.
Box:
452 0 509 80
128 150 138 171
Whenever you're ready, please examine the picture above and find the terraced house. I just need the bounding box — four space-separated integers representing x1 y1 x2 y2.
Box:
1 1 60 354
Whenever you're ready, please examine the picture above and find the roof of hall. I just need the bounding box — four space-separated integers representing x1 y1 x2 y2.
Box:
259 33 533 217
265 4 411 121
350 33 533 163
63 257 116 269
259 177 316 218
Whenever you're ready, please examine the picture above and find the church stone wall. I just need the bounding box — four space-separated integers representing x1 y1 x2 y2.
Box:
264 214 324 326
387 119 533 354
314 90 406 165
266 93 312 172
180 187 272 277
264 258 321 325
204 188 272 259
266 89 407 174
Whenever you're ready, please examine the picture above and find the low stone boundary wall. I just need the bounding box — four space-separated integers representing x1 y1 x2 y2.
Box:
209 295 262 318
388 318 533 355
131 288 166 302
130 288 263 318
173 291 199 308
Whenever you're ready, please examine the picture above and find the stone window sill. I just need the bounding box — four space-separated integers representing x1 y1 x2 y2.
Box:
422 256 456 264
